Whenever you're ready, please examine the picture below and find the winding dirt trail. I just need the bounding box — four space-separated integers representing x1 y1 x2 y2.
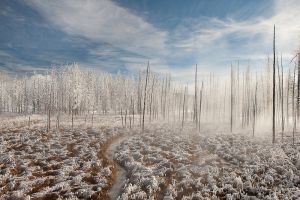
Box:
107 136 128 199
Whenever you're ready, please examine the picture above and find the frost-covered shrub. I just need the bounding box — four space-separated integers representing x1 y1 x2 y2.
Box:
0 124 125 198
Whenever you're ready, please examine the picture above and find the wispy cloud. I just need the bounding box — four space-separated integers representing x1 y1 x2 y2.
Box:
26 0 168 57
163 0 300 80
0 50 48 74
174 0 300 69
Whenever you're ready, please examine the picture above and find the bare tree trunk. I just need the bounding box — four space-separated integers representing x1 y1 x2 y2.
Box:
56 112 60 130
149 75 155 122
267 56 271 108
91 106 95 128
242 72 246 128
142 62 150 131
179 87 183 122
237 62 240 127
121 108 124 127
48 109 51 131
272 25 276 144
252 76 258 136
287 69 290 127
182 86 187 128
138 71 142 127
223 83 227 123
293 114 296 146
230 64 234 132
167 74 171 122
194 64 198 126
131 96 135 126
280 55 285 140
161 78 164 119
298 53 300 119
71 109 74 129
125 109 127 127
198 81 203 132
292 64 296 128
292 64 297 145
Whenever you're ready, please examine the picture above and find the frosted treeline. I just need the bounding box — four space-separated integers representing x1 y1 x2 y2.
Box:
0 62 298 139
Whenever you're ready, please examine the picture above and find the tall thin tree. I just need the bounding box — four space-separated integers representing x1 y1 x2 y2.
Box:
142 61 150 131
194 64 198 126
272 25 276 144
230 64 234 132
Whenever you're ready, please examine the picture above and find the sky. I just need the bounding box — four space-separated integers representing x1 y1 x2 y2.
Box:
0 0 300 81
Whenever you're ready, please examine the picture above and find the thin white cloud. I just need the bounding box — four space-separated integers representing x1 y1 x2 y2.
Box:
0 50 48 73
27 0 168 56
0 50 14 58
175 0 300 64
88 47 121 58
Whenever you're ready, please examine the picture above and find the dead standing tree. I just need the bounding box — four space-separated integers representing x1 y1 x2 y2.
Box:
292 63 297 145
198 81 204 132
182 85 187 129
230 64 234 133
142 61 150 132
298 52 300 119
252 74 258 137
272 25 276 144
280 55 285 140
193 64 198 127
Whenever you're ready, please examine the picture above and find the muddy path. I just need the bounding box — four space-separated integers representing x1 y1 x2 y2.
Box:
107 136 129 199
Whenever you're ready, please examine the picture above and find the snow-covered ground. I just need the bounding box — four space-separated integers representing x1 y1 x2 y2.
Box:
0 117 126 199
114 124 300 199
0 116 299 199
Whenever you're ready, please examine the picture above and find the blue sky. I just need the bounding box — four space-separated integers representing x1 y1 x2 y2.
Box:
0 0 299 81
